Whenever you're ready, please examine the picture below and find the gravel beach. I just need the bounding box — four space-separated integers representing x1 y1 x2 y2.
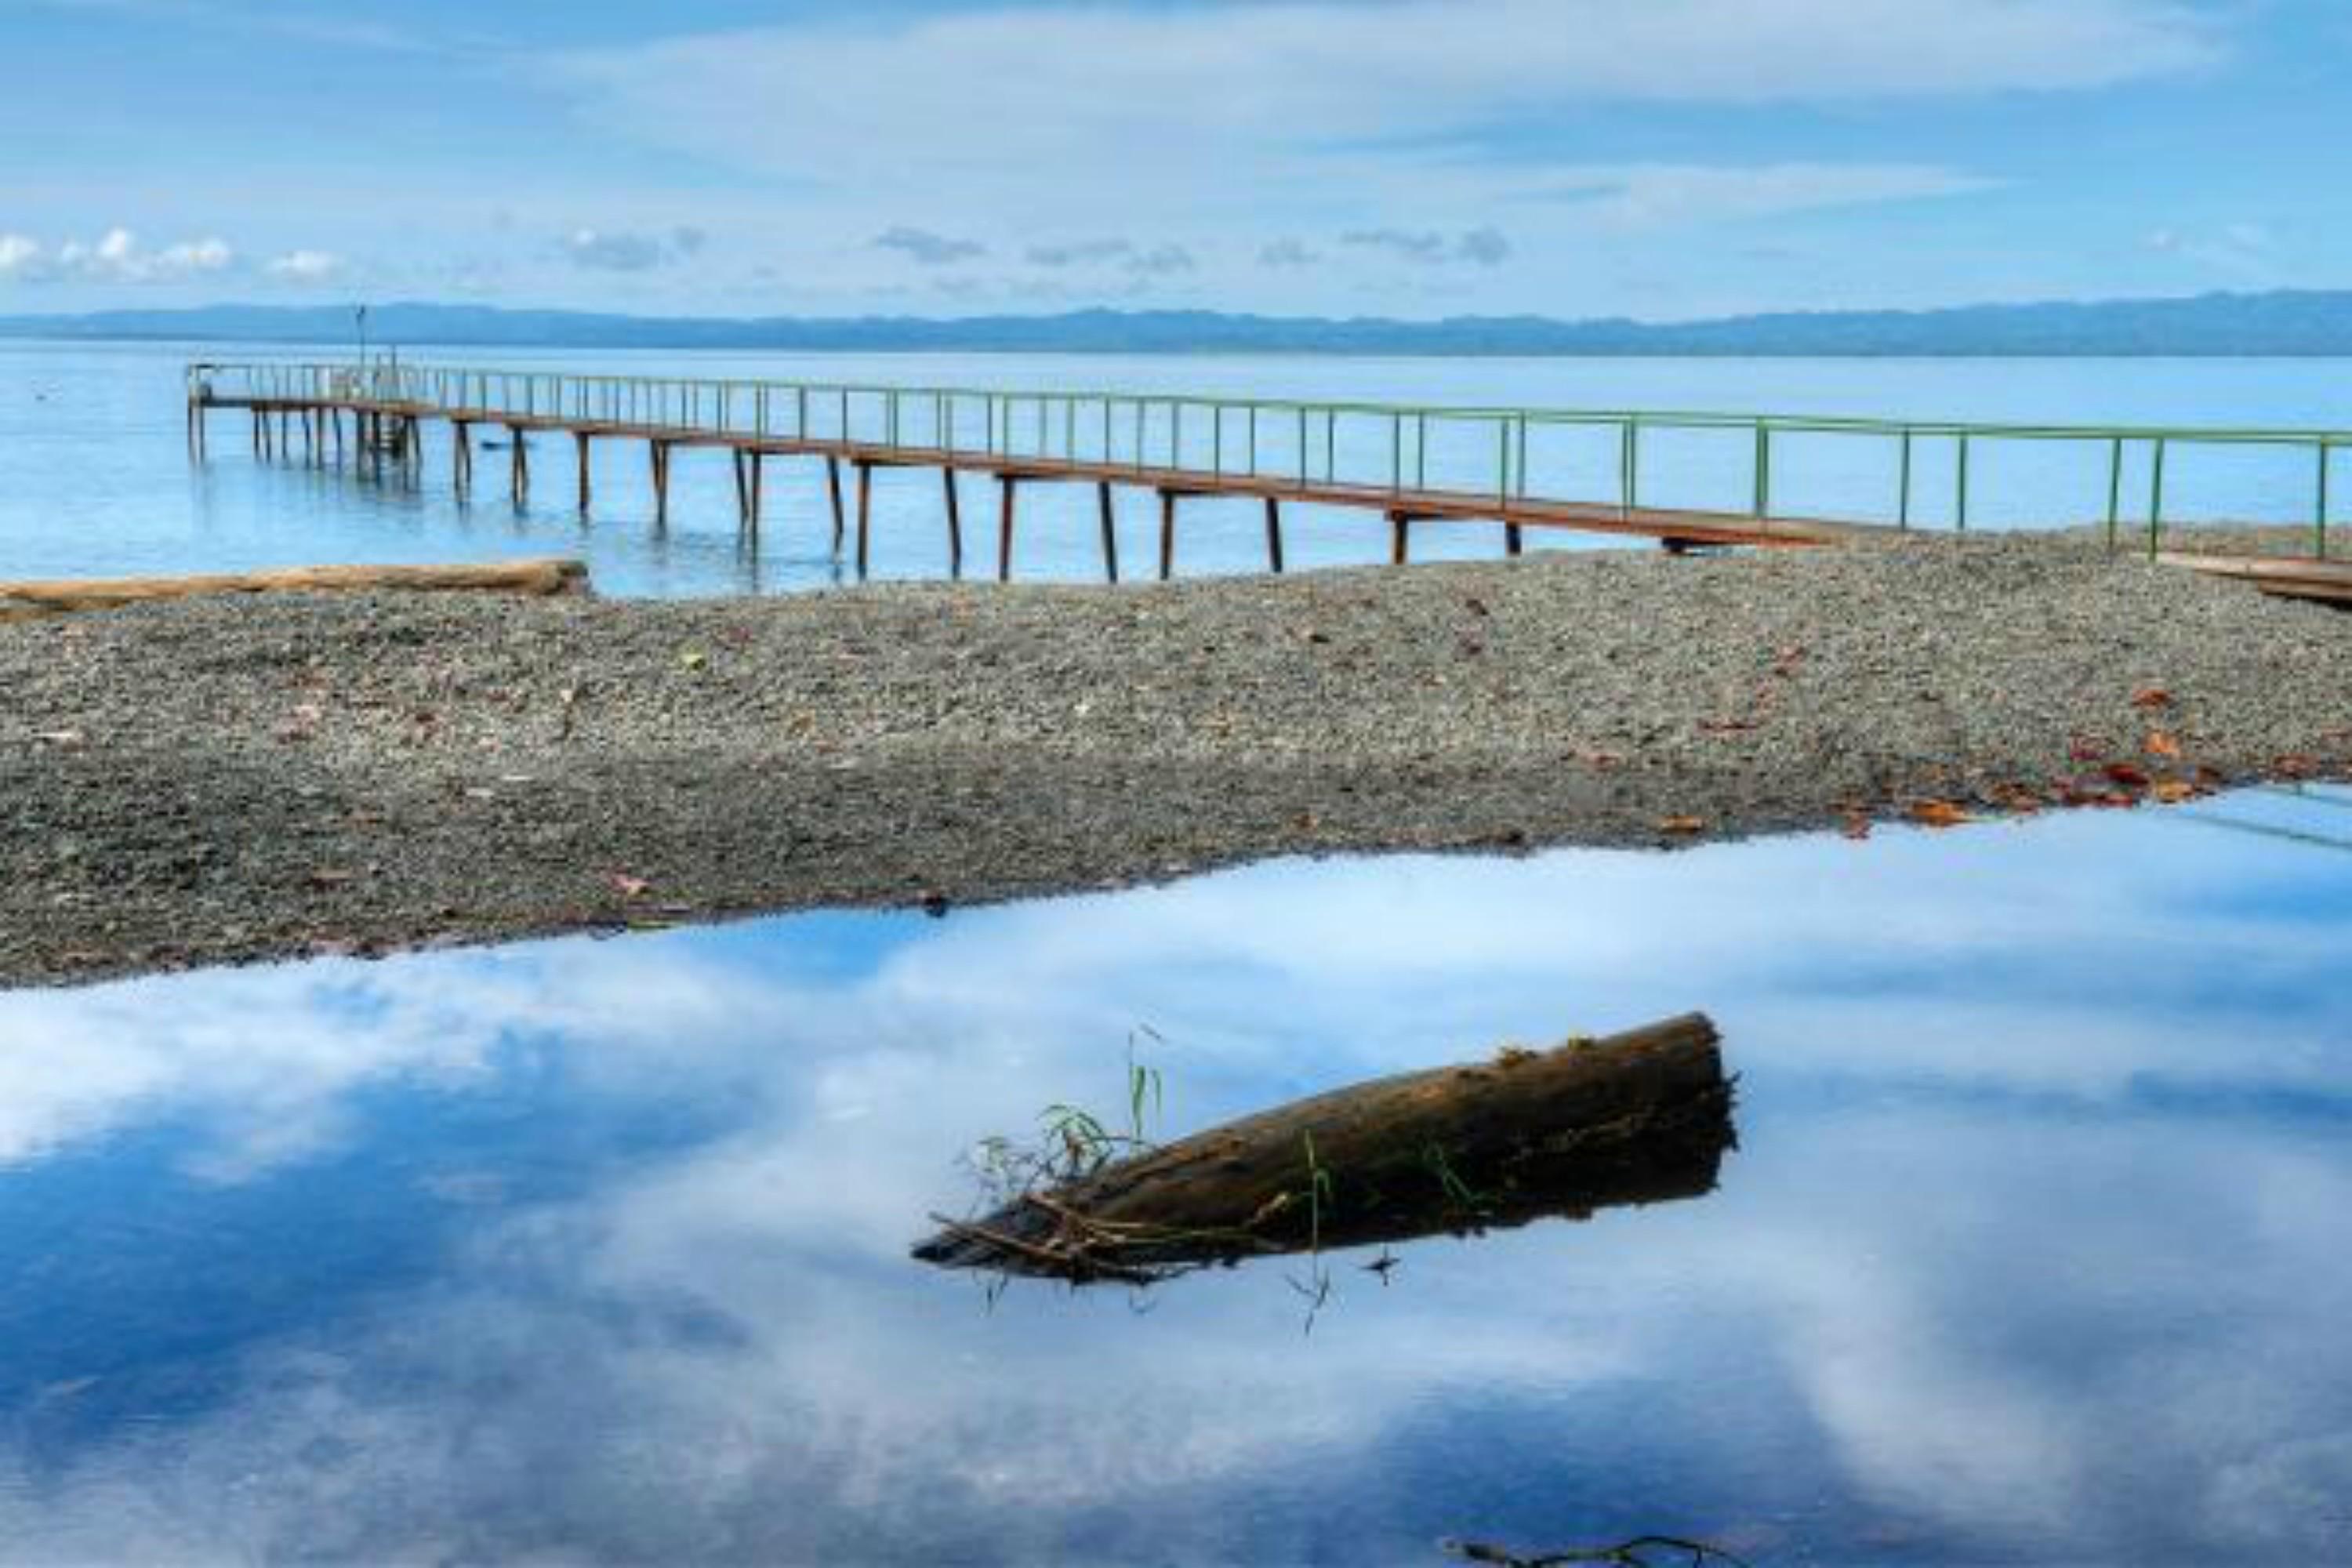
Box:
3 534 2347 989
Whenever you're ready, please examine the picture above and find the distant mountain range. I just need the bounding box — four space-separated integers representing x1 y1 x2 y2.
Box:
9 291 2352 356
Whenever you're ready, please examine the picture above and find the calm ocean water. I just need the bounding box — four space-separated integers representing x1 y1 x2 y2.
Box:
5 339 2350 594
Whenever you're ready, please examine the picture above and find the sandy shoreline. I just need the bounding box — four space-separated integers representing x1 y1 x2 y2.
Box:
2 534 2347 989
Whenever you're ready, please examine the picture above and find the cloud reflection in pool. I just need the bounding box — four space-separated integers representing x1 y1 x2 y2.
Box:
0 789 2348 1563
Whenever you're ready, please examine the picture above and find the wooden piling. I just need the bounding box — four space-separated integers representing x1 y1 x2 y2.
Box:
826 457 846 551
1390 509 1411 565
942 469 964 577
1159 489 1179 581
575 432 593 513
1505 521 1524 557
748 452 764 537
731 448 751 528
510 427 529 506
1097 482 1120 584
1265 496 1286 574
997 475 1019 583
651 441 670 527
452 421 471 494
856 461 875 579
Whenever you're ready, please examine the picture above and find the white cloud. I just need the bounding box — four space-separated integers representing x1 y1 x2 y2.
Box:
2 227 239 284
1537 162 1998 230
1341 227 1514 266
539 0 2178 285
873 226 988 266
2145 220 2278 281
550 1 2212 201
265 248 343 281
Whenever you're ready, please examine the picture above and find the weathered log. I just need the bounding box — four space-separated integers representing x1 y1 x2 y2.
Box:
0 559 591 621
2156 549 2352 606
916 1012 1732 1283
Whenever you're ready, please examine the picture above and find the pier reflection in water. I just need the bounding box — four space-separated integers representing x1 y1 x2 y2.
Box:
0 789 2348 1563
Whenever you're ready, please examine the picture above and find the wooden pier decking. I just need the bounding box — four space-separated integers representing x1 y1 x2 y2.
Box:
187 361 2352 601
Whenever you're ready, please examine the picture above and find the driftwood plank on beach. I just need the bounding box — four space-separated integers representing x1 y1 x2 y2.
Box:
2156 550 2352 606
0 558 591 621
916 1012 1733 1283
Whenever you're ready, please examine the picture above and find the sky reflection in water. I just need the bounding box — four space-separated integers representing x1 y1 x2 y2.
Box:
1 791 2350 1563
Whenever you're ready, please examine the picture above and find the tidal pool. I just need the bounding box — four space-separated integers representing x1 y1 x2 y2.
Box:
2 789 2349 1563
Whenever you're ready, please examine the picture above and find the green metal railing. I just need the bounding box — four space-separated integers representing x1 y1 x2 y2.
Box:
189 359 2346 558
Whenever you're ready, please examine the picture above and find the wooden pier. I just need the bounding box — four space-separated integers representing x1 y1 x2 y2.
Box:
186 361 2352 599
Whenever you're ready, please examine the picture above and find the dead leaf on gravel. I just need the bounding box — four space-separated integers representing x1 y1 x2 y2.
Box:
1908 800 1970 829
2274 754 2321 780
2104 762 2151 789
1657 815 1707 836
2144 731 2183 759
1840 811 1872 841
2130 688 2174 710
608 873 652 899
2151 780 2201 804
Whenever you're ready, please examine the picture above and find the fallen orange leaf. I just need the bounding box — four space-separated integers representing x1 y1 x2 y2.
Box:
2130 688 2174 710
1908 800 1970 829
2104 762 2151 789
2151 781 2199 804
2145 731 2183 758
1657 815 1707 836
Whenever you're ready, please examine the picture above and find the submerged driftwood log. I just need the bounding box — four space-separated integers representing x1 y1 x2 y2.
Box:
0 558 590 621
916 1012 1732 1284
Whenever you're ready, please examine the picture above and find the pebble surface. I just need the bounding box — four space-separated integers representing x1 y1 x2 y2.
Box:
2 535 2347 988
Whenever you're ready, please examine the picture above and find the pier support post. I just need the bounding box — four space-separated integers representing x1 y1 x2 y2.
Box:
943 469 964 578
575 433 593 514
1264 496 1285 575
997 475 1020 583
1505 521 1523 557
452 422 470 495
1159 489 1179 581
856 460 875 579
650 441 670 528
1389 510 1411 565
1097 482 1120 583
826 457 846 552
510 427 529 507
749 452 764 539
731 449 751 529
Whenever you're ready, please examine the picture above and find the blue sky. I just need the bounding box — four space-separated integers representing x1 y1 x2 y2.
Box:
0 0 2345 319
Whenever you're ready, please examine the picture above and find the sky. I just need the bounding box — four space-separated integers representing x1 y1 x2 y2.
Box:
0 0 2346 321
